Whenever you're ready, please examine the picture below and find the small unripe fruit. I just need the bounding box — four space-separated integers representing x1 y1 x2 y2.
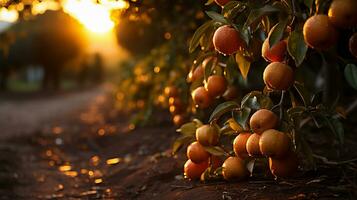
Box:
213 25 245 55
233 133 251 159
269 152 298 178
328 0 357 29
246 133 262 157
263 62 294 90
303 15 338 49
192 86 213 109
206 75 227 98
222 85 239 100
173 115 186 127
164 86 179 97
349 33 357 58
259 129 291 158
196 125 219 146
250 109 279 134
222 157 248 181
214 0 230 7
184 159 209 180
187 141 210 164
262 39 287 62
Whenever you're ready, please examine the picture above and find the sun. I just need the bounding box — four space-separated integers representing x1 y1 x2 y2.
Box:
63 0 126 34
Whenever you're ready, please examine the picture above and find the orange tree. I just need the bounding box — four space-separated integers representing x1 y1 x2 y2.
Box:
113 0 214 127
174 0 357 181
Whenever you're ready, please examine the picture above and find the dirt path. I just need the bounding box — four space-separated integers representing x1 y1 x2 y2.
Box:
0 85 110 140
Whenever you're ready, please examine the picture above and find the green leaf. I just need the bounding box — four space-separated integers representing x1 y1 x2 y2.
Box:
233 107 251 129
203 146 227 156
176 122 197 137
287 106 306 118
189 21 214 53
325 117 344 145
288 29 308 66
205 11 229 24
244 5 280 27
205 0 215 5
172 135 193 155
268 19 288 48
246 159 255 176
209 101 240 122
303 0 314 8
344 64 357 90
235 52 251 79
241 91 273 109
223 1 246 20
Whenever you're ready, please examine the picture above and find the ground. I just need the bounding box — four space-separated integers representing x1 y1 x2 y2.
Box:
0 85 356 200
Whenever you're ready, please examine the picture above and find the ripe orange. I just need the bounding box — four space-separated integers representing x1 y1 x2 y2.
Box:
249 109 279 134
164 86 179 98
303 15 338 49
349 33 357 58
206 75 227 98
259 129 291 158
187 141 210 164
192 65 204 82
261 38 287 62
222 85 239 100
195 125 219 146
246 133 262 157
222 156 248 181
328 0 357 28
173 115 186 127
263 62 294 91
269 152 298 178
213 25 245 55
215 0 230 7
184 159 209 180
233 133 251 159
192 86 213 109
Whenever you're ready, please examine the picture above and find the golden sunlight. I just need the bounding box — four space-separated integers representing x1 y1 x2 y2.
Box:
63 0 128 34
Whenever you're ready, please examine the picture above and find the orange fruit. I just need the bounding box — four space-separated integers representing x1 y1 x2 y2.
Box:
206 75 227 98
211 156 223 170
246 133 262 157
213 25 245 55
349 33 357 58
233 132 251 159
173 115 186 127
269 152 298 178
262 38 287 62
192 65 204 82
192 86 213 109
328 0 357 28
259 129 291 158
187 141 210 164
164 86 179 97
263 62 294 90
222 157 248 181
222 85 239 100
303 15 338 49
184 159 209 180
249 109 279 134
195 125 219 146
169 97 184 107
215 0 230 7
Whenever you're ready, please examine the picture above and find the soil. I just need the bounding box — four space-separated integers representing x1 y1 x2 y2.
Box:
0 85 356 200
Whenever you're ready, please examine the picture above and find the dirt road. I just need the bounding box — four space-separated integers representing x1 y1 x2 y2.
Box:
0 86 109 140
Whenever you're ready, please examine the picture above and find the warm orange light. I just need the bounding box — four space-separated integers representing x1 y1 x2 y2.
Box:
63 0 129 34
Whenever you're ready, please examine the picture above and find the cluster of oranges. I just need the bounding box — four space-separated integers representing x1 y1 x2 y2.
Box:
181 0 357 182
303 0 357 53
190 57 239 109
